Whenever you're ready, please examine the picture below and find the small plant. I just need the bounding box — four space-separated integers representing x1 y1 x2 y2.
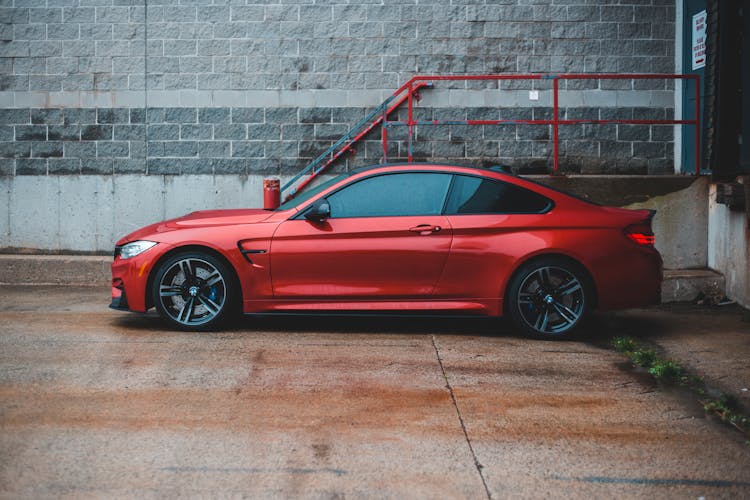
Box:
612 336 638 353
611 335 750 443
648 360 686 382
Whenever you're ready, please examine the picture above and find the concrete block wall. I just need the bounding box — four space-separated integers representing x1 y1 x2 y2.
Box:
0 0 677 252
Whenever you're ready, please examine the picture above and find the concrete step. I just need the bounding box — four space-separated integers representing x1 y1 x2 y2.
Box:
662 269 726 303
0 254 111 286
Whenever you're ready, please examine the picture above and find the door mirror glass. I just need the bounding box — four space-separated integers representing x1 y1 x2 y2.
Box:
304 198 331 222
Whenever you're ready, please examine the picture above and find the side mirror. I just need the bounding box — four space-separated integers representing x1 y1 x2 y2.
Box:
304 198 331 222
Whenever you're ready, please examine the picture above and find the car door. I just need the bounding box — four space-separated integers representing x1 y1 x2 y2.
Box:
270 172 453 299
435 174 554 300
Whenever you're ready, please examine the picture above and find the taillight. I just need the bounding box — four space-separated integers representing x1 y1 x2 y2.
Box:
625 223 655 246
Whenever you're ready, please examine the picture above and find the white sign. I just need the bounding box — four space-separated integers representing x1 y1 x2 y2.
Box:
692 10 707 70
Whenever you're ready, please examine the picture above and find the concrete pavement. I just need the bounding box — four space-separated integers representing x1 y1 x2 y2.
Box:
1 285 749 498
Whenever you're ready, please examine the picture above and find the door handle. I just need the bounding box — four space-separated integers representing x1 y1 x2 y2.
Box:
409 224 441 235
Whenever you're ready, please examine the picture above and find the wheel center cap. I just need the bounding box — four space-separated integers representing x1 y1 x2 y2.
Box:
188 286 200 297
544 294 554 304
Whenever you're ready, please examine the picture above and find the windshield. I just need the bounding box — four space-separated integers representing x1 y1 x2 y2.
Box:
276 174 348 211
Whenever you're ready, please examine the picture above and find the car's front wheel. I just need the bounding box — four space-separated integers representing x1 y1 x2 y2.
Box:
507 257 589 340
152 252 235 331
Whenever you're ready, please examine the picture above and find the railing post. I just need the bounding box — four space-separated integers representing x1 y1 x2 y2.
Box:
407 83 414 162
382 94 389 163
553 77 560 174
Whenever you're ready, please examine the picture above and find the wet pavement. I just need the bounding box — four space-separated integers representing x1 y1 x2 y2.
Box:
1 286 749 498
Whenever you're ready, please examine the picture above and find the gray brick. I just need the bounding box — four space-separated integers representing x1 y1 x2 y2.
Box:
198 6 230 23
64 109 96 125
601 6 634 23
198 108 229 124
214 56 245 73
164 40 196 56
213 124 246 140
16 158 48 175
164 141 196 157
231 6 264 22
197 73 230 90
31 141 63 158
281 124 313 140
0 159 14 176
48 125 80 141
180 124 212 140
247 124 280 140
314 123 347 141
113 124 143 141
114 158 146 174
47 158 79 174
265 141 297 158
0 76 28 91
81 125 112 141
0 42 30 57
147 124 179 140
96 141 129 158
31 110 63 125
232 141 264 158
0 142 31 158
163 108 196 124
63 7 95 23
15 125 47 141
179 23 213 41
63 41 95 57
96 7 129 23
81 158 113 175
232 108 263 124
266 5 298 21
0 109 30 125
79 57 112 73
97 108 129 124
198 141 229 158
30 7 62 23
0 126 12 142
179 56 212 73
0 7 29 24
215 23 247 39
0 24 12 41
299 107 331 124
63 142 96 158
96 40 130 57
48 23 80 40
266 108 297 125
14 24 47 40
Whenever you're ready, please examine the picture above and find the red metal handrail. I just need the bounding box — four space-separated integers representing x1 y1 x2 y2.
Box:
383 74 701 175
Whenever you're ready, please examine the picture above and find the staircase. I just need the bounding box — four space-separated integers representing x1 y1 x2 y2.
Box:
281 81 432 201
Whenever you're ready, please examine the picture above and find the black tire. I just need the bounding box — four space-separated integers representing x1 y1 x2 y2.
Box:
152 251 236 331
506 257 590 340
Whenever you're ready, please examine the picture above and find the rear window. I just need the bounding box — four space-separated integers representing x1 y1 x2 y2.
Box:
445 175 552 214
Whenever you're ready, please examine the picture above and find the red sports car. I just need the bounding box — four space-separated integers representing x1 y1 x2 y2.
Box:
111 163 662 339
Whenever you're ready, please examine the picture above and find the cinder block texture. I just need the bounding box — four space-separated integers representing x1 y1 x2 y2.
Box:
0 1 678 252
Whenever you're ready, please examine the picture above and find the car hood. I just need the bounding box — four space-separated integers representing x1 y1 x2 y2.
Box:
117 208 274 244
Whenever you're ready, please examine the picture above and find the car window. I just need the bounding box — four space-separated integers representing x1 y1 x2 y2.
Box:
327 172 452 218
445 175 552 214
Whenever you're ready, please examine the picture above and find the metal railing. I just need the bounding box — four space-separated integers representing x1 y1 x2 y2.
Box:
384 73 701 175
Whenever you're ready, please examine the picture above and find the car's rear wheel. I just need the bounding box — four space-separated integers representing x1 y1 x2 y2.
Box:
152 252 235 331
507 257 589 339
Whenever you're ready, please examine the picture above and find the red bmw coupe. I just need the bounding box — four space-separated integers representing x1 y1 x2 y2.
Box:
111 163 662 339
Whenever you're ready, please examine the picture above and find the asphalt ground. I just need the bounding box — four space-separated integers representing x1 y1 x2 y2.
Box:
1 286 749 498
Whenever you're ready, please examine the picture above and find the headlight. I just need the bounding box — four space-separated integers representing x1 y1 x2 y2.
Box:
119 240 157 259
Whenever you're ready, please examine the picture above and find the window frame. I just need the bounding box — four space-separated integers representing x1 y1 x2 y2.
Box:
294 171 454 220
442 173 554 216
293 170 555 221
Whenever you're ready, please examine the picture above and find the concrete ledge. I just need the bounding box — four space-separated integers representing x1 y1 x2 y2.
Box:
662 269 726 303
0 254 110 286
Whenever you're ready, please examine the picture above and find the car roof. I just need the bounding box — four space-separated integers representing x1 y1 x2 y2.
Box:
350 162 513 177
